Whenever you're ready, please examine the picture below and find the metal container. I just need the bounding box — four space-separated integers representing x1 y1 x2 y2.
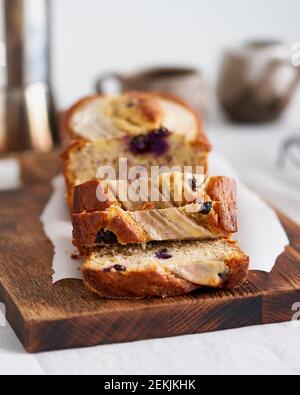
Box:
0 0 58 153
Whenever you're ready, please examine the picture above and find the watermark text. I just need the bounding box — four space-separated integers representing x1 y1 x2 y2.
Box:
95 160 206 212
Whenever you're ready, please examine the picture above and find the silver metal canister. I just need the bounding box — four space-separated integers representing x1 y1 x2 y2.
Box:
0 0 58 153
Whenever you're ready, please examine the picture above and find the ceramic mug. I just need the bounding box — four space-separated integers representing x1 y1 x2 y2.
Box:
218 41 300 123
96 67 211 118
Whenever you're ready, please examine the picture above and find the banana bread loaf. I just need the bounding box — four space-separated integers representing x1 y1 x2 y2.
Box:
61 92 212 207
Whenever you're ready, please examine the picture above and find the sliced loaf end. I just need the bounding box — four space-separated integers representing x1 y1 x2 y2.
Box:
82 239 249 299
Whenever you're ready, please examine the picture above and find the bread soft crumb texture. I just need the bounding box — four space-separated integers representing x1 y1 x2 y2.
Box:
67 137 209 188
82 239 249 299
62 92 212 207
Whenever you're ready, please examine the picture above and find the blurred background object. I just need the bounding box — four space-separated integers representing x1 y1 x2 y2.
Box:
51 0 300 110
218 41 300 123
0 0 300 200
0 0 58 153
279 132 300 169
96 67 211 119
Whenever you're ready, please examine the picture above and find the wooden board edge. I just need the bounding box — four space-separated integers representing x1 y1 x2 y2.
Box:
262 289 300 325
22 294 262 353
23 287 300 353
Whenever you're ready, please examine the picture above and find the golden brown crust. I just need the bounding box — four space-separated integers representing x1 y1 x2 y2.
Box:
60 95 98 144
73 179 119 214
61 139 87 209
222 255 250 289
106 209 147 244
73 210 147 251
60 96 104 208
82 242 249 299
73 211 108 250
151 91 211 151
213 201 238 234
206 177 237 203
83 266 198 299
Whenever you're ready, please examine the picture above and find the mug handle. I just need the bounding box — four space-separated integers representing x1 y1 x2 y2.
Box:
265 59 300 84
95 72 124 94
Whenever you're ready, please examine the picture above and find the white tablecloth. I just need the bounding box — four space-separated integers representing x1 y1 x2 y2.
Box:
0 321 300 375
0 97 300 375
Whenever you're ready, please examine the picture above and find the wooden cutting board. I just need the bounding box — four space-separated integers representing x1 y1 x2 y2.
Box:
0 151 300 353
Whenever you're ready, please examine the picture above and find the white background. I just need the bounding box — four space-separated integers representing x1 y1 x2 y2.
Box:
50 0 300 108
0 0 299 107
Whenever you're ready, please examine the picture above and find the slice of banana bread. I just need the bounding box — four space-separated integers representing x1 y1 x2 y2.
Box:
73 201 237 253
72 174 237 252
72 173 237 214
61 92 212 207
82 239 249 299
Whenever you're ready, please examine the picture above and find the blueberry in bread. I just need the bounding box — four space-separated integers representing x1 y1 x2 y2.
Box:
61 92 212 207
82 239 250 299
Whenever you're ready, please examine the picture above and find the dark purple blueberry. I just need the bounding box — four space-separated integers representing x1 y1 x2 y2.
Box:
126 101 135 108
155 249 173 260
199 201 213 215
153 127 170 138
113 264 127 272
148 130 169 156
129 128 170 156
218 271 229 281
188 177 197 192
129 135 151 154
103 264 127 273
95 230 118 245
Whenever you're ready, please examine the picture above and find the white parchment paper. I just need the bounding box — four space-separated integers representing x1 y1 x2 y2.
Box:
209 152 289 270
40 176 83 282
41 153 289 283
0 159 21 191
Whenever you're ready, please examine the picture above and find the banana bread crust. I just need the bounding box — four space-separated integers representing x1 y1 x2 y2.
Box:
83 267 198 299
73 209 147 250
73 179 119 214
